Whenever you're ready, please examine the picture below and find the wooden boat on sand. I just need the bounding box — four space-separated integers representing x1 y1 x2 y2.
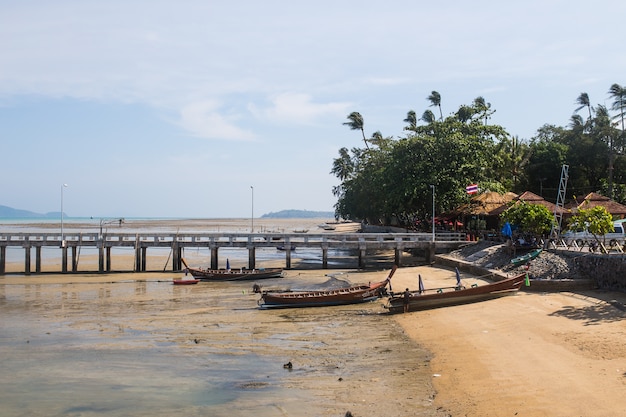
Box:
181 258 283 281
172 278 200 285
258 266 396 309
385 272 526 313
510 248 542 267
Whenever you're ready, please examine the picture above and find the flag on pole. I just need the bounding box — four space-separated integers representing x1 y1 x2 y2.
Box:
466 184 478 194
455 268 462 287
418 274 425 293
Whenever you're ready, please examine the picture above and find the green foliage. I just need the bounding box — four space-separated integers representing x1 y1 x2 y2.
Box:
567 205 614 236
500 202 553 236
333 83 626 226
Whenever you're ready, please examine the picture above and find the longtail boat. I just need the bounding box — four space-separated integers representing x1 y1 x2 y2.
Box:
258 266 396 309
181 258 283 281
385 272 526 313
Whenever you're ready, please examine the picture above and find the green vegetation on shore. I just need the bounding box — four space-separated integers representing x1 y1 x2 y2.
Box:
334 85 626 228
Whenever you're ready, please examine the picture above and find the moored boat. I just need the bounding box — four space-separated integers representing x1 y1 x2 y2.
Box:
385 272 526 313
258 266 396 309
510 248 542 267
172 278 200 285
181 258 283 281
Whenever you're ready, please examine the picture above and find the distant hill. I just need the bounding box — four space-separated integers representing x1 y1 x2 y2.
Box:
261 209 334 219
0 205 61 218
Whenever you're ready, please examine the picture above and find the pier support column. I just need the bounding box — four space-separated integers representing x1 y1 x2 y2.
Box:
425 242 436 265
394 248 402 266
248 246 256 270
141 247 147 271
0 246 5 275
99 245 105 272
106 247 112 272
172 243 179 272
358 248 366 269
71 246 78 272
210 246 218 270
322 246 328 269
61 246 68 273
24 246 31 275
285 248 292 269
135 246 142 272
35 246 42 273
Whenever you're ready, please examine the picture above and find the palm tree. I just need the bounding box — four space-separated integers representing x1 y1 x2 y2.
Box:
473 96 493 125
575 92 592 121
427 91 443 120
403 110 417 132
420 109 436 124
608 83 626 132
343 112 370 150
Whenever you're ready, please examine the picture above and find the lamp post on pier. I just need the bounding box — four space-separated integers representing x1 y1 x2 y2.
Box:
430 184 435 242
61 183 68 247
250 185 254 233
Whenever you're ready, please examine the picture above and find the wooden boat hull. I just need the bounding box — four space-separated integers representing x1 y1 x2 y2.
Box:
510 249 542 267
385 273 526 313
173 279 200 285
258 266 396 309
181 258 283 281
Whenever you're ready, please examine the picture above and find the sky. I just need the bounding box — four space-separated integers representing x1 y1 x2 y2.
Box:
1 1 625 219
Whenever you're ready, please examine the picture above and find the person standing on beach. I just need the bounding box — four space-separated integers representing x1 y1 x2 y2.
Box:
403 288 411 313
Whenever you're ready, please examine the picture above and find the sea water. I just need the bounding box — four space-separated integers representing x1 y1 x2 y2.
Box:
0 275 437 417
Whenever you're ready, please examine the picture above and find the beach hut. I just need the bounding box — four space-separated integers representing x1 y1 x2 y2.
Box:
488 191 567 217
450 191 518 232
568 192 626 218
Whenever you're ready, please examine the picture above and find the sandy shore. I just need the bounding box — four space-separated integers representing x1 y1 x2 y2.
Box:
3 266 626 416
392 275 626 416
2 219 626 415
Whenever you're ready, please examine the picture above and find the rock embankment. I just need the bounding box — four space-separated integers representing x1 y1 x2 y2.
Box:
448 241 586 279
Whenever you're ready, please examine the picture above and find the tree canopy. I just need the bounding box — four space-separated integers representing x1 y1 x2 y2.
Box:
333 85 626 230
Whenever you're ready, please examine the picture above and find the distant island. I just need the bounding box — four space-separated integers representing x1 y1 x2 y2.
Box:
0 205 62 219
0 204 333 220
261 209 335 219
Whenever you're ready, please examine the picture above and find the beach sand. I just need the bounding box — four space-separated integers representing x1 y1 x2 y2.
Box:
2 219 626 415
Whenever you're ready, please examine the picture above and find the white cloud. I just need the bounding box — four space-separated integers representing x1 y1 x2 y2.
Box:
249 93 351 125
179 100 256 141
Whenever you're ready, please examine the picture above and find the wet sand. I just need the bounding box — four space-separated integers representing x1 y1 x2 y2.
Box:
0 267 453 417
2 219 626 416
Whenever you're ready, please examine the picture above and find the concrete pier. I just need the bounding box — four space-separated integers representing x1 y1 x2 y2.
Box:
0 231 467 275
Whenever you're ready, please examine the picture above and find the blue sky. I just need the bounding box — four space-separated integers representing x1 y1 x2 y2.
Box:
1 1 625 218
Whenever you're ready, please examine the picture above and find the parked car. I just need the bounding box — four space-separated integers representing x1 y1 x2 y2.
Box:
562 220 626 247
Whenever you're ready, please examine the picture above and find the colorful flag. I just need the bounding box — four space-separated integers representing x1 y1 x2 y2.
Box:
466 184 478 194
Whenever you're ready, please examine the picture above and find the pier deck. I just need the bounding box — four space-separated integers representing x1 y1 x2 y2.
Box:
0 231 469 275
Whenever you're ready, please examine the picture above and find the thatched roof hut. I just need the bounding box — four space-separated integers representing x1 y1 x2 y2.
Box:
453 191 517 216
568 192 626 217
488 191 567 216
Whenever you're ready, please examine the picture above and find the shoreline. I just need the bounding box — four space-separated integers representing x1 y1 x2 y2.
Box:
2 219 626 415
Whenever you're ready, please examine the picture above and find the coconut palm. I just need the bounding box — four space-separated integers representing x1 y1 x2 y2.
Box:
343 111 370 150
608 83 626 132
473 96 493 125
575 92 592 121
403 110 417 132
420 109 436 124
427 91 443 120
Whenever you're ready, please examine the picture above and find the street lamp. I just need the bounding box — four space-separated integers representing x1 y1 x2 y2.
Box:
250 185 254 233
61 183 68 247
430 185 435 242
